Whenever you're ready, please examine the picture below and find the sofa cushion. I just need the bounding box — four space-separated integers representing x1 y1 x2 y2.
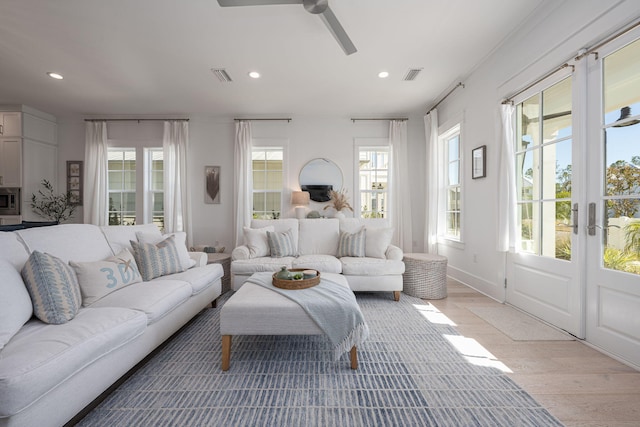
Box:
292 254 342 274
231 257 295 275
0 261 33 351
100 224 162 255
243 225 274 258
70 250 143 306
89 280 192 325
252 219 299 254
153 263 224 295
339 219 394 258
21 251 82 324
16 224 114 263
136 231 196 270
267 229 296 257
340 257 406 275
0 232 30 270
130 235 186 281
337 227 366 258
0 307 147 417
298 218 340 256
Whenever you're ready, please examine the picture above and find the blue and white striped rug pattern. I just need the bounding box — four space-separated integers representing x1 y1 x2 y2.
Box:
77 292 563 426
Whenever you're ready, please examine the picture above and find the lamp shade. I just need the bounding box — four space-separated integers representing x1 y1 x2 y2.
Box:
291 191 310 206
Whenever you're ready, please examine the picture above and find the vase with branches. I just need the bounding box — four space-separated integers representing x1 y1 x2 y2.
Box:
323 188 353 217
31 179 77 223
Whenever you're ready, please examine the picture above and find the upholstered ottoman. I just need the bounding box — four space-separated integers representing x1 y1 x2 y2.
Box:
220 272 361 370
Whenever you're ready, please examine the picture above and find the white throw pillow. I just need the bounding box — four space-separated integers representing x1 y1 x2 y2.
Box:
136 231 196 270
365 227 394 259
70 249 143 306
243 226 275 258
0 260 33 350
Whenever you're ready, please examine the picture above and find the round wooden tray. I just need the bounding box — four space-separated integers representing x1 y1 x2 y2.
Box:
272 269 320 290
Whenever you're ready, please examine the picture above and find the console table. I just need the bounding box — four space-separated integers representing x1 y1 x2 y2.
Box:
207 253 231 293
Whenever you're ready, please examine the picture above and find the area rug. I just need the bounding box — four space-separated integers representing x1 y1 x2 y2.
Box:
77 293 563 427
468 305 574 341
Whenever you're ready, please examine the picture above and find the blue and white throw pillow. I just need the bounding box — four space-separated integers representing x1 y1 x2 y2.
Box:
337 227 366 258
70 249 143 306
21 251 82 324
267 229 297 257
130 235 185 281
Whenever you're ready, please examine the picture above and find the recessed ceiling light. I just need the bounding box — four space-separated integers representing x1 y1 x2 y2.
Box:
47 72 63 80
378 71 389 79
248 71 260 79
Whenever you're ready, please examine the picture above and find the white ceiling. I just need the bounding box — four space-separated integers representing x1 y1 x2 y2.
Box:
0 0 545 118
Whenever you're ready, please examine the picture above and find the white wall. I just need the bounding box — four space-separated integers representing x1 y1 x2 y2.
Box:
433 0 640 300
56 114 426 254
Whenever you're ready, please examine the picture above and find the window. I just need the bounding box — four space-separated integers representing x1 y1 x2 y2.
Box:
107 148 164 228
440 125 462 240
252 147 283 219
358 147 389 218
515 77 572 259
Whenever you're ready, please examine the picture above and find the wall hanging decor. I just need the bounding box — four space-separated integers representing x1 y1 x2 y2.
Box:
205 166 221 204
66 160 83 205
472 145 486 179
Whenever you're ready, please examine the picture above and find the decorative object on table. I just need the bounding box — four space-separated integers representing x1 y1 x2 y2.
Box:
402 253 448 299
272 268 320 290
30 179 77 223
275 266 291 280
191 242 225 253
66 160 83 205
306 210 321 218
323 188 353 218
291 190 310 219
204 165 220 204
472 145 486 179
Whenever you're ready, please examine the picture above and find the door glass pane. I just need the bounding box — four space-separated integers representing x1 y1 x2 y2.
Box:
605 126 640 196
604 202 640 274
519 202 539 254
543 139 572 199
517 150 538 201
604 39 640 126
542 77 572 141
541 201 572 260
519 95 540 149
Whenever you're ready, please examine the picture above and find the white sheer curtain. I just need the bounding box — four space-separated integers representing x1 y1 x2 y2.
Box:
497 104 517 251
234 121 252 247
424 109 439 253
163 120 192 245
84 121 108 225
389 120 412 252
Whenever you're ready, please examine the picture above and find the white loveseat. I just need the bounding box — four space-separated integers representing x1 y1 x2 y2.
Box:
0 223 224 427
231 218 405 300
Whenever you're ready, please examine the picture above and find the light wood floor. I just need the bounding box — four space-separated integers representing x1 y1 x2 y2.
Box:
427 278 640 427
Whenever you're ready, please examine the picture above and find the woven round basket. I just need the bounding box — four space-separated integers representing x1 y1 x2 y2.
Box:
272 269 320 290
402 253 448 299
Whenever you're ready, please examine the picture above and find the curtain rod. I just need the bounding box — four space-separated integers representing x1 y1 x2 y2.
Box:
426 82 465 114
84 118 189 122
575 18 640 61
350 118 408 122
233 118 292 122
501 63 574 105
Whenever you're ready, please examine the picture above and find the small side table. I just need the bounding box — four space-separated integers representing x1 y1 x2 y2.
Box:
402 253 448 299
207 253 232 294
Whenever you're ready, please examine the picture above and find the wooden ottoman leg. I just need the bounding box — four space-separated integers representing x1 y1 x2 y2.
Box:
221 335 232 371
350 346 358 370
393 291 400 301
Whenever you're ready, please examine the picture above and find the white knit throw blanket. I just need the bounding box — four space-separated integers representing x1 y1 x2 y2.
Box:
246 272 370 360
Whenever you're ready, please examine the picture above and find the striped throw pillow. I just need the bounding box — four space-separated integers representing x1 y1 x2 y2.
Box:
337 227 366 258
130 235 185 281
267 229 296 257
21 251 82 324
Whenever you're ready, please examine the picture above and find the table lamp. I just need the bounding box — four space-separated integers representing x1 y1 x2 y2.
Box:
291 191 310 219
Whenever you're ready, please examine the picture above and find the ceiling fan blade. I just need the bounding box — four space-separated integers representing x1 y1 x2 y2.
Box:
217 0 301 6
319 6 357 55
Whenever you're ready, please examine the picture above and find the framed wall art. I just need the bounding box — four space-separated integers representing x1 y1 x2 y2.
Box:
205 166 221 204
471 145 486 179
67 160 83 205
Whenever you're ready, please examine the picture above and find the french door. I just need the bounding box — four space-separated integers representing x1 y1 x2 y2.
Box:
585 33 640 367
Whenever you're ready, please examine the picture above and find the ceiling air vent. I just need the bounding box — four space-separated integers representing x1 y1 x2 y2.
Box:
211 68 233 83
403 68 423 81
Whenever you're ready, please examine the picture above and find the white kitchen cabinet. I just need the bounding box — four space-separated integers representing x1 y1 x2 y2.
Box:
21 140 57 221
0 138 22 187
0 112 22 137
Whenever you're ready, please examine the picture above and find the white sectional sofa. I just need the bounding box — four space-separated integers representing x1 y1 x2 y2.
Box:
0 223 224 427
231 218 405 300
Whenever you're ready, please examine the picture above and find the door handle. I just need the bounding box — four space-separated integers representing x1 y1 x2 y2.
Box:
572 203 578 235
588 202 596 235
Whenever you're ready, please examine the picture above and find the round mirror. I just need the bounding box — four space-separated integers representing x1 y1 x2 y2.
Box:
299 158 343 202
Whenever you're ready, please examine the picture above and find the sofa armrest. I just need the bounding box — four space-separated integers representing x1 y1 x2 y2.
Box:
386 245 403 261
232 245 250 261
189 251 207 267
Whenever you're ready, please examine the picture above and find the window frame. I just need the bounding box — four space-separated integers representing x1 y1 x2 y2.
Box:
354 138 390 219
250 138 288 220
438 122 464 243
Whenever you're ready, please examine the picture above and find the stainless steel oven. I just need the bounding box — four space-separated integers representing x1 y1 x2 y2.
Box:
0 188 20 215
